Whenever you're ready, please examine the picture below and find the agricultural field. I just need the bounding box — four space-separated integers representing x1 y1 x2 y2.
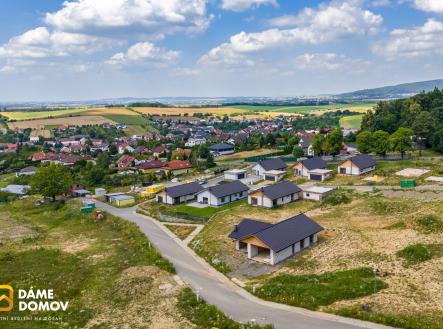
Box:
216 148 280 161
7 116 116 130
229 103 376 115
132 106 246 116
190 191 443 328
0 108 92 120
340 114 363 129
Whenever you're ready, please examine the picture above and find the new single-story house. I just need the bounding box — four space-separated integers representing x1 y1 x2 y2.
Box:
209 143 235 156
156 182 203 205
252 158 287 178
337 154 376 176
301 186 335 201
248 181 301 208
197 181 249 206
224 168 247 181
293 157 327 178
229 214 323 265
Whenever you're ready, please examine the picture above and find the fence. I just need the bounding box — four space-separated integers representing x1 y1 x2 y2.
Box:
244 151 287 162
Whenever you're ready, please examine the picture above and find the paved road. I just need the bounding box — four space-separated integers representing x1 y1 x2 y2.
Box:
95 200 390 329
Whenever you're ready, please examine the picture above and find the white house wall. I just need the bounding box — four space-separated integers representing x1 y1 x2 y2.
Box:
271 245 293 265
302 192 322 201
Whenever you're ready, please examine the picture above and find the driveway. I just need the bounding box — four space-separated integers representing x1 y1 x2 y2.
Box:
94 200 390 329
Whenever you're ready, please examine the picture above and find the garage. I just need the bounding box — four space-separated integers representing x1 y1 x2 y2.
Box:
309 174 322 181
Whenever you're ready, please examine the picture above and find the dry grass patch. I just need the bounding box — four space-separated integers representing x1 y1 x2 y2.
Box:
8 115 116 129
132 107 245 116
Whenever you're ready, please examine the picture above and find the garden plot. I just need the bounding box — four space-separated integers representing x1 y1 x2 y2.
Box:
395 168 430 177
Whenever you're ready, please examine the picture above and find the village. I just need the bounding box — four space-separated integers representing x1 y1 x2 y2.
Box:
1 99 443 329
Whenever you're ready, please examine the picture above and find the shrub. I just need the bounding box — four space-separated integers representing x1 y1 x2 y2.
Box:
416 215 443 233
321 191 351 206
397 244 431 265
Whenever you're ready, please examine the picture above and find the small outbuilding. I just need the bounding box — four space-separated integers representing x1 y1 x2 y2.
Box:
156 182 203 205
301 186 335 201
224 168 247 181
248 181 301 208
1 184 30 196
109 194 135 207
95 188 107 196
229 214 323 265
337 154 376 176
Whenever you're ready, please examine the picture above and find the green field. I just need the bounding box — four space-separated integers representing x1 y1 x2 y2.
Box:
230 103 376 114
340 114 363 129
1 108 91 120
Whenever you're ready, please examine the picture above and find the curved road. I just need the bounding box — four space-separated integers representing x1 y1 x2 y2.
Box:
95 200 390 329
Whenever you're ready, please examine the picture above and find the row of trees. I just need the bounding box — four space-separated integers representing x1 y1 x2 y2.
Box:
311 128 344 156
362 88 443 153
356 128 413 157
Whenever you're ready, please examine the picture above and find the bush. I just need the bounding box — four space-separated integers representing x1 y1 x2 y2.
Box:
321 191 351 206
416 215 443 233
397 244 431 265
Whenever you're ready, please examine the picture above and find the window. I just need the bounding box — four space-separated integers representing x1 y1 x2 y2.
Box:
300 239 304 249
306 193 310 197
310 235 314 244
221 197 225 203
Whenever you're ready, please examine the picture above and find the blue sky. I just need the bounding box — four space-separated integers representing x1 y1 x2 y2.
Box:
0 0 443 101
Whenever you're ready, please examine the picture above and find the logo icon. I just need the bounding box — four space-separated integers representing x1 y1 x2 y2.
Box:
0 285 13 312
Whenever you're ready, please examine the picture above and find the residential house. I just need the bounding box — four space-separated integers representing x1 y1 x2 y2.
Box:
162 160 193 175
229 214 323 265
248 181 301 208
152 145 167 158
109 194 135 207
338 154 376 176
252 158 287 181
16 166 37 177
209 143 235 156
0 143 18 153
117 143 134 154
156 182 204 205
117 154 136 170
293 157 331 181
185 137 207 147
59 137 80 146
298 135 314 156
29 136 40 143
31 151 48 162
197 181 249 206
137 160 165 173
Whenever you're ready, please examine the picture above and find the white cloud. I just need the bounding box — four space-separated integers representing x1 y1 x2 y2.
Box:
172 67 200 76
202 1 382 65
0 27 111 59
221 0 277 12
45 0 210 38
373 19 443 58
295 53 344 70
199 43 255 66
106 42 180 66
414 0 443 13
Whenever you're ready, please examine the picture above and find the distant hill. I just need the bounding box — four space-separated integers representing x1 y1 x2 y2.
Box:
338 79 443 100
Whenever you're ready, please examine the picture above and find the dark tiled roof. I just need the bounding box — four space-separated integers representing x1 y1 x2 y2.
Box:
298 157 327 170
255 214 323 252
257 158 287 171
347 154 376 169
165 182 203 198
257 181 301 200
209 143 234 151
228 219 273 240
205 180 249 198
299 136 313 148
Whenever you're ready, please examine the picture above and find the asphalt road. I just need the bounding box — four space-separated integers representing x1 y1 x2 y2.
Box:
94 200 390 329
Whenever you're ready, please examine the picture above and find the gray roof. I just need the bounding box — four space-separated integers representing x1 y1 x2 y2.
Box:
165 182 203 198
254 214 323 252
229 214 323 252
347 154 376 169
209 143 234 151
257 158 287 171
205 180 249 198
298 157 327 170
257 181 301 200
299 136 313 148
1 184 30 195
228 219 273 240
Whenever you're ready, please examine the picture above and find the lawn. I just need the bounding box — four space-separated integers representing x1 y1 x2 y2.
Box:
0 108 91 121
252 268 387 310
340 114 363 129
217 149 280 161
167 199 247 219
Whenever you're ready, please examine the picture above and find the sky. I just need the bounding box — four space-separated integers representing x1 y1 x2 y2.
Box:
0 0 443 101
